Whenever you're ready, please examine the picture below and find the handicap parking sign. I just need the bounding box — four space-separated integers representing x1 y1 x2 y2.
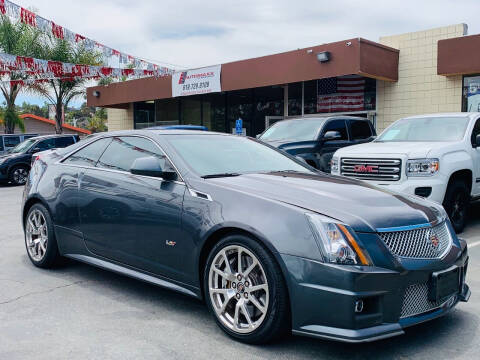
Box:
235 119 243 135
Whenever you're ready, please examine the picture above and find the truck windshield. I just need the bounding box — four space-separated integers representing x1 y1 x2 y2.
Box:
9 138 36 153
260 119 324 142
376 116 470 142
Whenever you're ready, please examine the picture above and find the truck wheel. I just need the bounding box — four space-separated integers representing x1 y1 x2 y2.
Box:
443 180 469 233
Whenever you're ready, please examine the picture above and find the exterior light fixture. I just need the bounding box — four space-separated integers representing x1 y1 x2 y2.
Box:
316 51 330 63
92 90 100 97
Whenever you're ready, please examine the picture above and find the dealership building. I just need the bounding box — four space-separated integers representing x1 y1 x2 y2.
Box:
87 24 480 136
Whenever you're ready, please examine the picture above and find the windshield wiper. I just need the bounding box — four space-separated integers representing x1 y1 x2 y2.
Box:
201 172 242 179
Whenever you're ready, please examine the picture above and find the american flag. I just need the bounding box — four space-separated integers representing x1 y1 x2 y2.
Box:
317 75 365 112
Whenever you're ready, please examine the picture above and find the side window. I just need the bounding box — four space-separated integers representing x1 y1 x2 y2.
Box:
96 136 167 172
350 120 372 140
322 120 348 140
55 137 75 148
36 138 56 151
471 119 480 146
63 138 112 167
0 137 4 151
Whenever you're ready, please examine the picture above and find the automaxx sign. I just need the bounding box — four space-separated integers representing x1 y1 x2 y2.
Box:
172 65 221 97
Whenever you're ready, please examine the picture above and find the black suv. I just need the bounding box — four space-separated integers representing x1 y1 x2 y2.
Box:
0 134 79 185
258 116 376 172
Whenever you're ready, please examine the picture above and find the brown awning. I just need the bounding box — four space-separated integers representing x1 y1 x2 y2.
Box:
438 34 480 76
87 37 399 108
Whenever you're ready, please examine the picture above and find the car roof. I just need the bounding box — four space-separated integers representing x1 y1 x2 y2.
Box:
272 116 370 123
27 134 77 141
146 125 208 130
402 112 480 120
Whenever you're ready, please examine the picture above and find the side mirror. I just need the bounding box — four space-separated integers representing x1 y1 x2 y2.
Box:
322 130 342 141
31 147 42 154
130 156 177 181
476 134 480 148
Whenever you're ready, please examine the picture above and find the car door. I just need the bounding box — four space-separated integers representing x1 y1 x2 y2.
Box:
77 135 186 279
317 119 350 172
470 117 480 196
348 119 376 146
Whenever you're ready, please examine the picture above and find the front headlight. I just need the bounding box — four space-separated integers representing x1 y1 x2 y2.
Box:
406 158 439 177
305 213 372 265
331 157 339 173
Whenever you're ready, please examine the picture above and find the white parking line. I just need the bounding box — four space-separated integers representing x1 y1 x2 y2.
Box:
469 240 480 248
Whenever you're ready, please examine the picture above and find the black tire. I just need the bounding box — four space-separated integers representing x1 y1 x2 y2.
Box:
204 234 290 344
9 165 29 186
443 179 469 233
24 203 62 268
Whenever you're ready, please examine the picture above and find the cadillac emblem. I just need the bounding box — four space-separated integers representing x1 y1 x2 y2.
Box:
430 234 440 248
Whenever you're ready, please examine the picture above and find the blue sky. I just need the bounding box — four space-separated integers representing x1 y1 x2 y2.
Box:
9 0 480 108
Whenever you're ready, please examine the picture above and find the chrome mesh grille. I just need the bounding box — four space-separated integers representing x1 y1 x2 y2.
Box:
378 222 451 259
401 283 456 318
340 158 402 181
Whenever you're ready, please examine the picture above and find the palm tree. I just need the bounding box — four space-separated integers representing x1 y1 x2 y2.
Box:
31 38 102 134
0 15 44 133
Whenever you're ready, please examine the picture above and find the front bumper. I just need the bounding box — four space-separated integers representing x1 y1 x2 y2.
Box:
360 176 448 204
282 244 469 343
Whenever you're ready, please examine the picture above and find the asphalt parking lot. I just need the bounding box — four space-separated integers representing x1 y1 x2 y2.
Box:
0 184 479 360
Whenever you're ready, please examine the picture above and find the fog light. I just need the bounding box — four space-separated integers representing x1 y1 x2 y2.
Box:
355 300 364 313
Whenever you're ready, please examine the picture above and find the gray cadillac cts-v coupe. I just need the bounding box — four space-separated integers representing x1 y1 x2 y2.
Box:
22 130 470 344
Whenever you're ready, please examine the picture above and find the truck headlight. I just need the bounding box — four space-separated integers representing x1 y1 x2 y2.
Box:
406 158 439 177
305 213 372 265
331 157 339 173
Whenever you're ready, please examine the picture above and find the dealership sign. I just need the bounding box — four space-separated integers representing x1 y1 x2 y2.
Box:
172 65 221 97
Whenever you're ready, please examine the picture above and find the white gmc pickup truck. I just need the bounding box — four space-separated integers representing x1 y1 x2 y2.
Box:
331 113 480 233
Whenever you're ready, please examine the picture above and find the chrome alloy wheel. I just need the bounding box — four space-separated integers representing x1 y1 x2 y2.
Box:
13 167 28 185
26 209 48 261
208 245 269 334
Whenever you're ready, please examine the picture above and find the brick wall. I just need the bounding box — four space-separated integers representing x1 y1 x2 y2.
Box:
376 24 467 132
106 104 134 131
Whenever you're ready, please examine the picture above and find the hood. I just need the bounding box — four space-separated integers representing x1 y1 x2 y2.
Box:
336 141 454 158
206 172 444 233
0 152 27 161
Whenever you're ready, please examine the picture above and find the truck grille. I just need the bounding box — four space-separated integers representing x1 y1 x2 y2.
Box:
401 283 456 318
378 222 452 259
340 158 401 181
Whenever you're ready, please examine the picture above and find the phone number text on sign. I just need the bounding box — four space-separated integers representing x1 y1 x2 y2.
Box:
182 81 210 91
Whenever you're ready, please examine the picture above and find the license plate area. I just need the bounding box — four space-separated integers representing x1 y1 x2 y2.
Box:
429 266 460 302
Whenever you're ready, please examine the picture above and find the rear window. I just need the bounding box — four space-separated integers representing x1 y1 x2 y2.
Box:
4 136 20 147
350 120 372 140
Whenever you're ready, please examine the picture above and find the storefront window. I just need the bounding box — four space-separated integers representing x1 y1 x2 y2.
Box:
303 80 317 114
133 101 155 129
155 98 179 126
203 93 226 132
288 82 302 116
228 90 253 136
181 97 202 126
253 86 284 136
462 75 480 112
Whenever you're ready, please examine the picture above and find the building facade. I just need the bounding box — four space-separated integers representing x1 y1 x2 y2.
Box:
87 24 480 135
16 114 91 136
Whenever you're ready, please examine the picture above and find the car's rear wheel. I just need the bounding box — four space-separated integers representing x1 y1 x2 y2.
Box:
25 204 61 268
204 234 289 344
443 179 469 233
9 165 29 186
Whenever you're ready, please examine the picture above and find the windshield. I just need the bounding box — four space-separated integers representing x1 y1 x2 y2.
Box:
260 119 324 142
9 138 36 153
377 116 470 142
165 135 313 177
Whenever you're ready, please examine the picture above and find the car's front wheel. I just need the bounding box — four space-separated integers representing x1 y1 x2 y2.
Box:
9 165 29 186
204 234 289 344
25 204 62 268
443 179 469 233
